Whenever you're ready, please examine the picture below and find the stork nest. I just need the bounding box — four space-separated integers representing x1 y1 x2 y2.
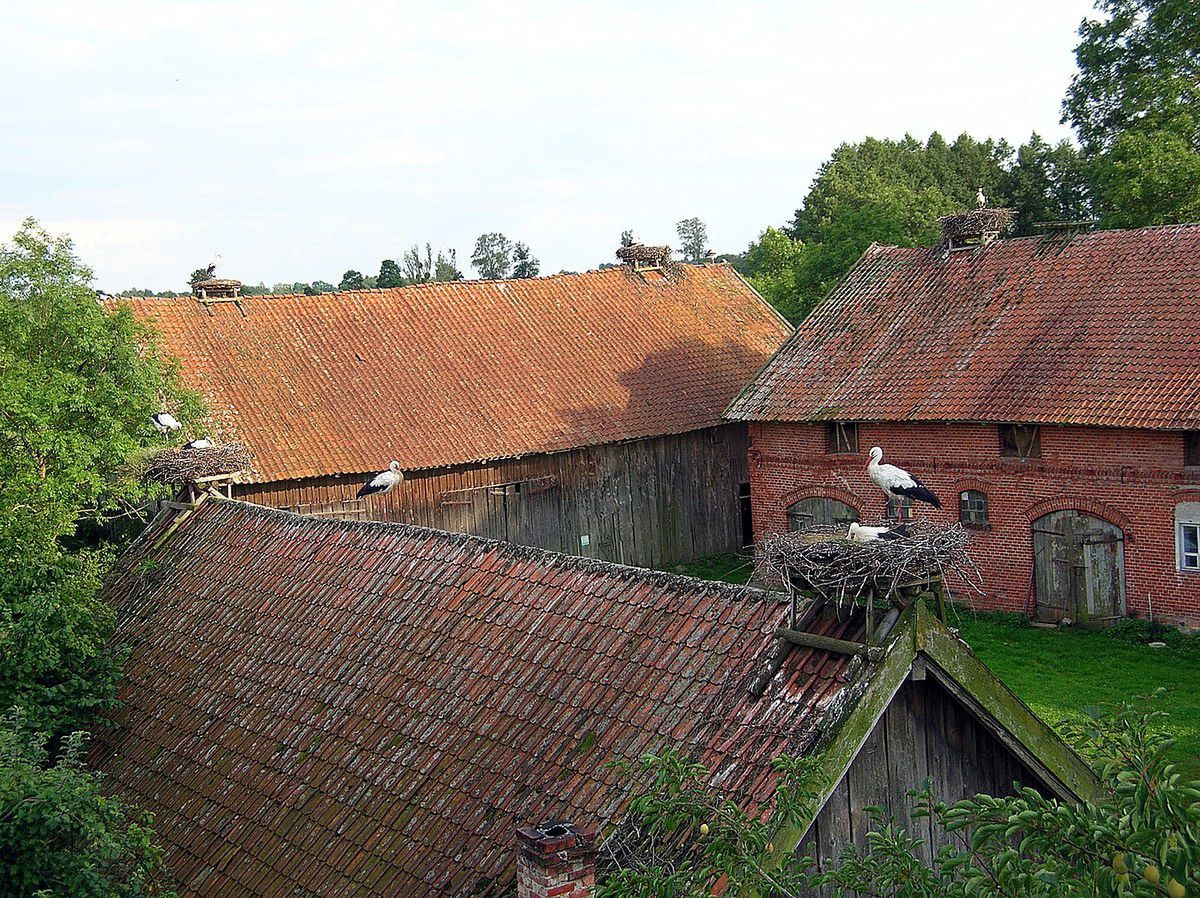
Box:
937 207 1016 246
615 243 673 268
140 443 253 483
756 520 980 605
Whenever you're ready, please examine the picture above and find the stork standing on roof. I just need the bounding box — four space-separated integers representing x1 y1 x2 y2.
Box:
204 254 221 279
357 461 404 498
150 412 182 436
866 447 941 508
976 187 987 208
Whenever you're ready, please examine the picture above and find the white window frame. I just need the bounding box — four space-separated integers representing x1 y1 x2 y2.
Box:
1175 503 1200 572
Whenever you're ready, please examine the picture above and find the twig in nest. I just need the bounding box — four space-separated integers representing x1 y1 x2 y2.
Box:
139 443 253 483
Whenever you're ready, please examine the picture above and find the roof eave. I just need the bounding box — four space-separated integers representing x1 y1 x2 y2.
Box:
756 601 1103 883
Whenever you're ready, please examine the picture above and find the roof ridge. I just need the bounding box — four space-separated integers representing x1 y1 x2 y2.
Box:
205 496 783 603
863 220 1200 254
111 263 743 304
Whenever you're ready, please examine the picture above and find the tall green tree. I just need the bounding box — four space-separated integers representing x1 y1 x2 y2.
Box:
1091 128 1200 227
1 710 175 897
675 218 709 263
377 259 405 289
511 242 540 279
0 220 201 735
471 233 513 279
1064 0 1200 227
433 248 463 282
338 270 365 291
999 134 1093 233
1063 0 1200 157
740 228 807 321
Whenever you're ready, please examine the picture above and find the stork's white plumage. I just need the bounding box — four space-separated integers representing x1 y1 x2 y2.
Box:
866 447 942 509
976 187 987 208
847 522 910 542
150 412 182 434
357 460 404 498
184 438 215 449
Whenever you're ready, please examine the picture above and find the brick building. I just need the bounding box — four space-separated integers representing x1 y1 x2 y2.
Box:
114 263 790 566
728 224 1200 627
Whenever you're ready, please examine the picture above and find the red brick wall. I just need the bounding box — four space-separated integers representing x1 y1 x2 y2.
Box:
748 421 1200 627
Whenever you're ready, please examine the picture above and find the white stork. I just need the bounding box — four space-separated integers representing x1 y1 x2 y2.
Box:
184 438 215 449
866 446 942 509
149 412 182 435
357 461 404 498
976 186 987 208
847 522 911 542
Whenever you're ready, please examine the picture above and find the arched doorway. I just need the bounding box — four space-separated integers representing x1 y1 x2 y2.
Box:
787 497 858 531
1031 510 1125 623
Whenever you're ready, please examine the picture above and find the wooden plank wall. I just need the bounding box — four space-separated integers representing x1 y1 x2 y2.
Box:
232 424 750 567
798 677 1047 894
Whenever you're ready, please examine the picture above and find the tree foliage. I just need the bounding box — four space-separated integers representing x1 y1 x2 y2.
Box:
1064 0 1200 228
511 242 540 279
377 258 405 289
433 248 463 282
1063 0 1200 157
0 710 175 898
402 244 434 284
675 218 709 263
338 270 366 291
471 233 514 279
741 132 1094 323
0 220 201 736
603 696 1198 898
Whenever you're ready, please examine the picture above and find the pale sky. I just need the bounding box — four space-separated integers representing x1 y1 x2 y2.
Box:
1 1 1095 292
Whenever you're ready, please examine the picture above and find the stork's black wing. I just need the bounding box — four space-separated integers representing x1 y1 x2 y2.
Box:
891 475 941 508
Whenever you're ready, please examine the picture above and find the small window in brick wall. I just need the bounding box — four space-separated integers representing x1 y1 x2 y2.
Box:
999 423 1041 458
1185 432 1200 467
826 421 858 454
886 494 914 522
959 490 989 529
1180 523 1200 571
1177 503 1200 571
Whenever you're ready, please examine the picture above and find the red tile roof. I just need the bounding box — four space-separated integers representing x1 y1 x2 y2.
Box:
115 266 789 482
92 499 861 898
727 225 1200 429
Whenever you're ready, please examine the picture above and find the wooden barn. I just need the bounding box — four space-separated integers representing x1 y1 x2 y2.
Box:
91 497 1100 897
115 263 790 567
728 222 1200 627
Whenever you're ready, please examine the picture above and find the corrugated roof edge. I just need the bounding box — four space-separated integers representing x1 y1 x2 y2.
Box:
139 495 786 606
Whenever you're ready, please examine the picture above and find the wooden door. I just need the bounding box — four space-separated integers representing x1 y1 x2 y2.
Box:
787 497 858 531
1032 510 1125 623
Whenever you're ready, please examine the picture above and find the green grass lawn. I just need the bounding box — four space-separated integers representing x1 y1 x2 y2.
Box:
673 552 1200 773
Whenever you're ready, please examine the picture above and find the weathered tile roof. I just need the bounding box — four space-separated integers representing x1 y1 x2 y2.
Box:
727 225 1200 429
91 500 861 898
115 266 789 482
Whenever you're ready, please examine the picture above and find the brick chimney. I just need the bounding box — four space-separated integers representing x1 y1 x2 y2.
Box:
516 820 597 898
